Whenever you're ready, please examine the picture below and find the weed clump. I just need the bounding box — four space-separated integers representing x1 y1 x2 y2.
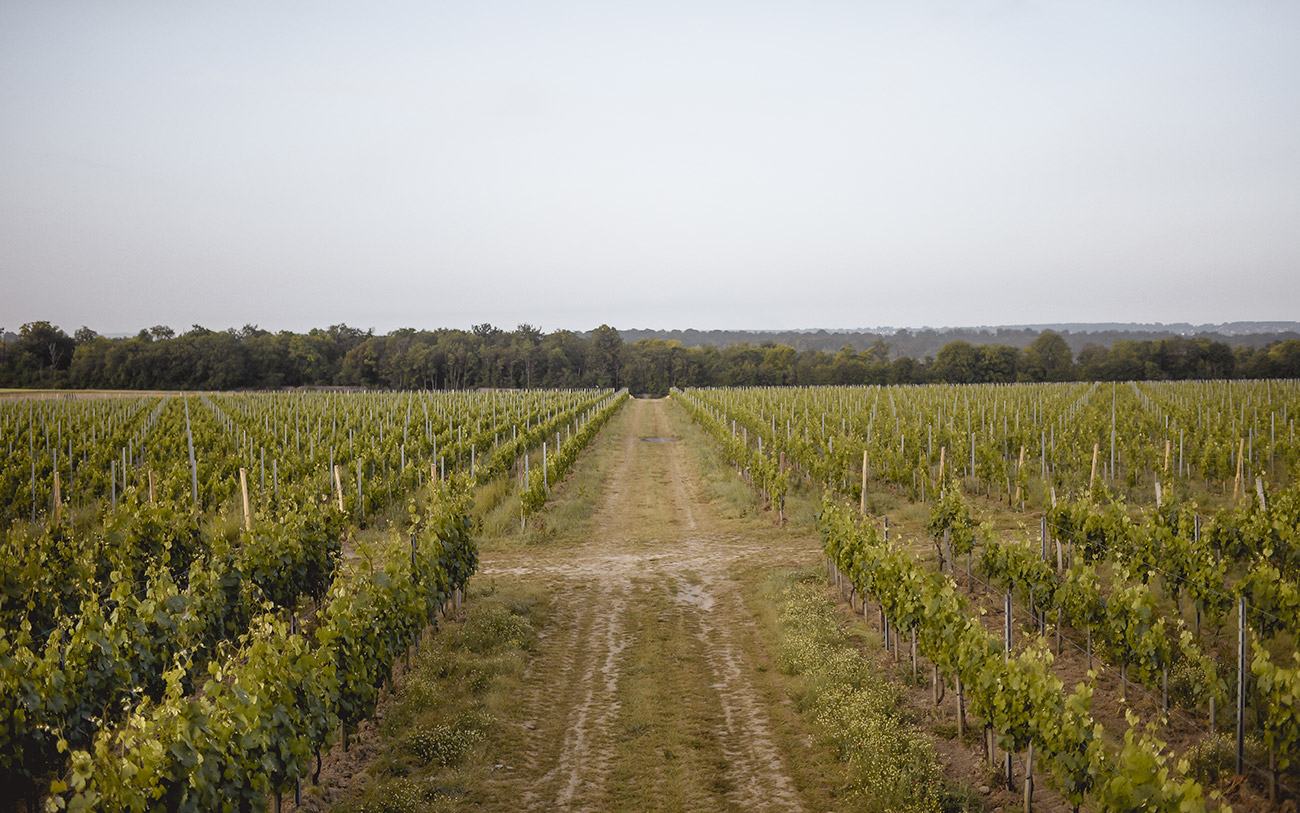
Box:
406 717 490 766
462 600 537 653
776 582 943 812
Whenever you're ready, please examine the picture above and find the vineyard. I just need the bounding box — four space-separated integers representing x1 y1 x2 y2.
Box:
0 388 626 812
5 378 1298 810
678 379 1300 810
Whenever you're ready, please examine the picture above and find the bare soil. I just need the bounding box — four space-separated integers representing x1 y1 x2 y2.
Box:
476 397 821 811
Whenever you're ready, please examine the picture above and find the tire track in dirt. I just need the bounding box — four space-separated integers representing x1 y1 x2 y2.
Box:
480 398 815 811
681 571 805 811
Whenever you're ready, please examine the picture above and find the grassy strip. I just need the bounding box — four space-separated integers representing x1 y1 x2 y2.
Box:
769 572 953 813
334 582 547 813
473 395 639 544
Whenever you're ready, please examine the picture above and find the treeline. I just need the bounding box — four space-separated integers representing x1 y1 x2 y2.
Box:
616 323 1300 358
3 321 1299 395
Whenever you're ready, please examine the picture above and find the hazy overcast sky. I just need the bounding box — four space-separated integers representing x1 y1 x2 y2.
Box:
2 1 1298 335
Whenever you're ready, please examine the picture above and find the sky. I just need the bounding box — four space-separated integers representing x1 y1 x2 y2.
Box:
2 1 1299 336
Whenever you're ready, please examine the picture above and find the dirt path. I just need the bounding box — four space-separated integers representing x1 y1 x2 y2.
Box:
477 397 821 811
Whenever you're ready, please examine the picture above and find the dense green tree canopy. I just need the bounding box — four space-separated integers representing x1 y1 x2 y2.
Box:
1 321 1293 391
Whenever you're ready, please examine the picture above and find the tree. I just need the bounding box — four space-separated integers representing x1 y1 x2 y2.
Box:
863 338 891 364
830 344 869 385
932 340 979 383
758 344 796 385
977 344 1019 383
513 324 544 387
588 325 622 388
1103 340 1144 381
1265 339 1300 378
1075 344 1109 380
539 330 587 387
68 334 112 387
19 321 75 379
1019 331 1073 381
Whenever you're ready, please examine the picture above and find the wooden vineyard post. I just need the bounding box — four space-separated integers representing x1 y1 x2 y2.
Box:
1014 445 1026 505
1024 743 1034 811
53 470 61 524
240 468 252 531
911 628 917 682
1233 438 1245 500
334 465 345 511
148 469 156 504
1256 477 1267 510
185 395 199 508
860 449 868 514
29 428 36 524
938 446 946 483
956 674 965 738
1089 443 1100 495
1005 592 1013 655
1237 596 1246 776
1000 594 1013 780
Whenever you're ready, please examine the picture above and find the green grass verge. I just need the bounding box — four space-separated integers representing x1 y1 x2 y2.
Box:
765 569 982 813
332 581 548 813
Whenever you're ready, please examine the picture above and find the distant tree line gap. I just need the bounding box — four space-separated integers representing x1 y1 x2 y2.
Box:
3 321 1298 395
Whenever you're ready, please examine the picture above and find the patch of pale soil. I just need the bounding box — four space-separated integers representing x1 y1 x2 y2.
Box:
479 398 816 811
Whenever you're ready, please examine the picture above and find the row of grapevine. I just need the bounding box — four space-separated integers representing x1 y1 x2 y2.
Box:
51 484 475 812
1047 493 1300 637
821 497 1224 811
679 380 1300 510
672 390 789 515
520 391 629 514
2 388 619 528
1032 489 1300 798
975 530 1223 714
0 496 345 806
